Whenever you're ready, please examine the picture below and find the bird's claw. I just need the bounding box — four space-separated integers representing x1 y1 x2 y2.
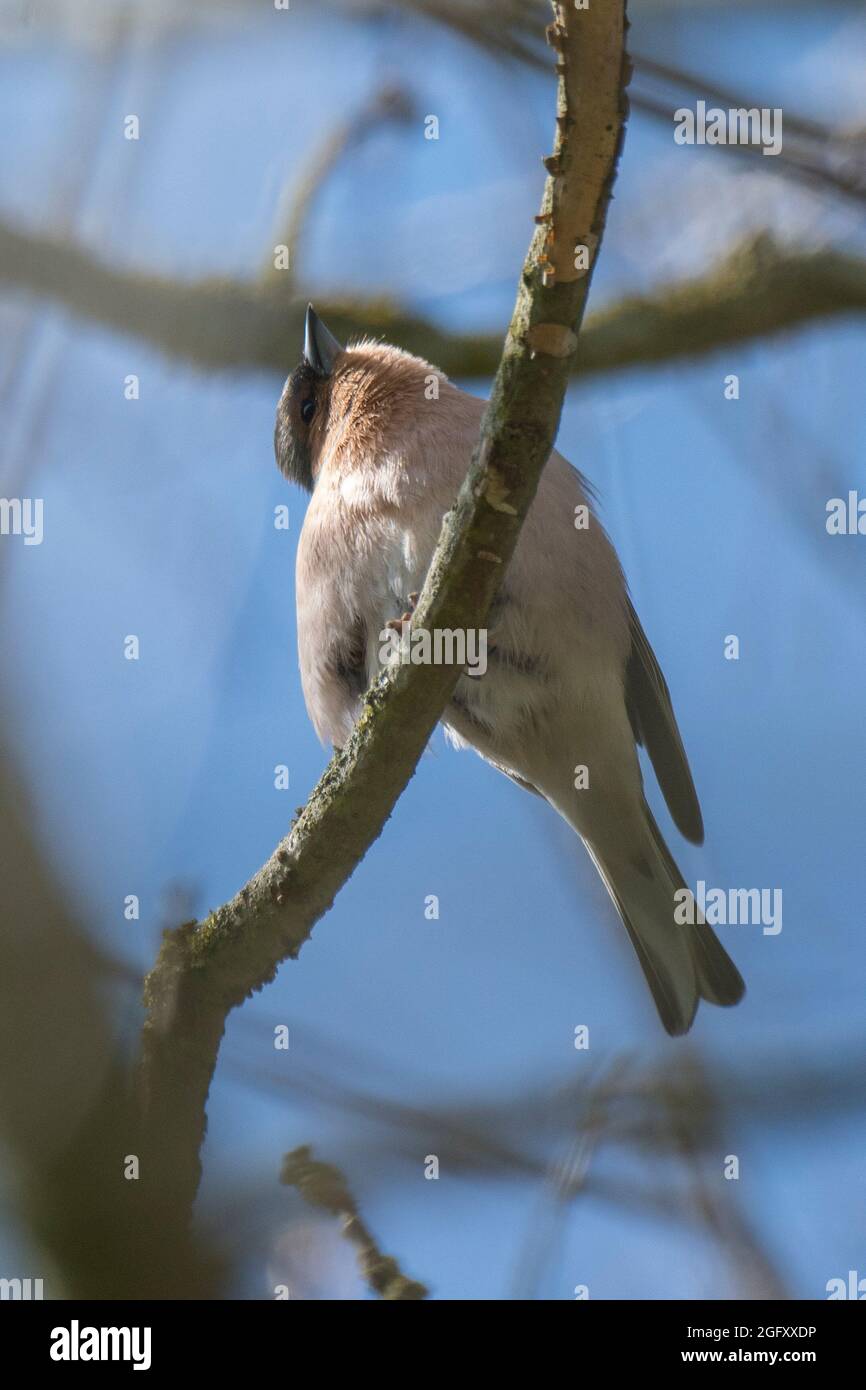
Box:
386 591 419 632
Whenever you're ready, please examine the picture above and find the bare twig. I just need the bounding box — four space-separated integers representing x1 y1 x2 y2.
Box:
513 1057 633 1299
280 1146 428 1299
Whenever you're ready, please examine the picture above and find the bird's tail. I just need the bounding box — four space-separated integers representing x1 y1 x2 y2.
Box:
584 803 745 1036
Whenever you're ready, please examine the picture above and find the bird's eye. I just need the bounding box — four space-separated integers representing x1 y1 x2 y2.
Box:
301 397 315 424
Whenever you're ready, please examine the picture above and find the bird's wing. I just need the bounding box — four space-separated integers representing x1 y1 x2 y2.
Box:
623 596 704 844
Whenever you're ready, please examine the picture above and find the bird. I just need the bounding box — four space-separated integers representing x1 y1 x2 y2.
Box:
274 304 745 1035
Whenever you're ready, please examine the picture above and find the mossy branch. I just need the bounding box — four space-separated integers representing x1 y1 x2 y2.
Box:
137 1 630 1225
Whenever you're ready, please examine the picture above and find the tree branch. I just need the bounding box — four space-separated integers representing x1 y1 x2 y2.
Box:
380 1 866 204
137 0 631 1225
280 1146 428 1299
3 216 864 381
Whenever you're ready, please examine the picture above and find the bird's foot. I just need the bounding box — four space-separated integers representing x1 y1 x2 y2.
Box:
385 591 419 633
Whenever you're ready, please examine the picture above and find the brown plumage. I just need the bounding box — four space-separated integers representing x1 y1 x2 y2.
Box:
274 307 745 1035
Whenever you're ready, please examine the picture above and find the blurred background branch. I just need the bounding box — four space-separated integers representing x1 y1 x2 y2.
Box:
0 752 223 1297
261 82 416 289
2 217 864 378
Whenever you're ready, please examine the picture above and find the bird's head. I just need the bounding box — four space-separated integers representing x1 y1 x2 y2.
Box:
274 304 448 491
273 305 344 491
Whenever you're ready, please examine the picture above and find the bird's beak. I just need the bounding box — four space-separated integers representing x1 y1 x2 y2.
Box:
303 304 343 377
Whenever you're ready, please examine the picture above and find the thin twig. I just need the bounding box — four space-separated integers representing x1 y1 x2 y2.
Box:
262 83 415 286
280 1145 428 1299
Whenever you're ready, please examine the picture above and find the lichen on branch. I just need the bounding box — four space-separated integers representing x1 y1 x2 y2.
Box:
137 0 632 1225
